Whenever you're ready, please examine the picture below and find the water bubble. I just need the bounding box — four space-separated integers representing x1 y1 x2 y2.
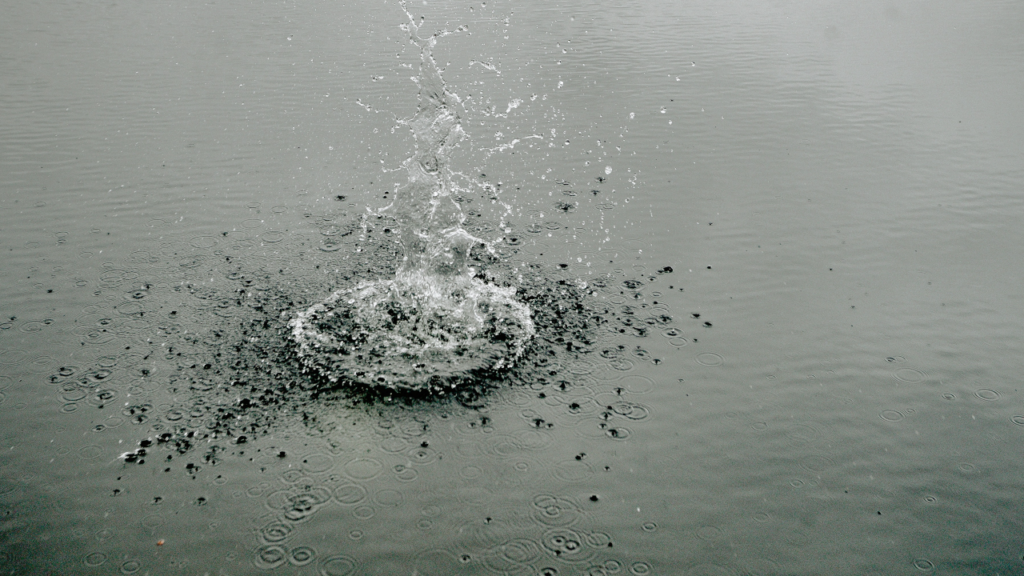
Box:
0 350 28 365
975 389 999 401
259 521 293 544
605 426 632 440
84 552 107 567
541 528 592 562
266 487 331 522
319 555 358 576
495 537 544 561
254 545 287 569
785 423 820 445
19 321 46 332
894 369 924 383
120 559 142 574
395 464 419 482
344 458 383 480
696 525 723 541
552 461 592 482
800 455 834 472
681 564 731 576
333 483 368 505
289 546 316 566
608 358 635 372
532 495 582 527
696 353 723 366
140 514 164 530
567 359 596 375
374 489 404 507
880 410 904 422
913 558 934 571
380 437 410 453
408 445 438 465
301 453 335 473
189 236 217 249
320 238 343 251
457 517 510 550
609 401 650 420
958 463 978 473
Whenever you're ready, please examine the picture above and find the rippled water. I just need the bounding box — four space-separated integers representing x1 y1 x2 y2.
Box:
2 0 1023 574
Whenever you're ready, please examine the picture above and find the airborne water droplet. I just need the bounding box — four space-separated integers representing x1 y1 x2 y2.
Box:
289 1 534 394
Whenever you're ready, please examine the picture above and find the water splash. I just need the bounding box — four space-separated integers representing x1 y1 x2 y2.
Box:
290 5 534 393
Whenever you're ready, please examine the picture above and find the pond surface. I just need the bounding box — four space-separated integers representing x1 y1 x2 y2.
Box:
2 0 1023 574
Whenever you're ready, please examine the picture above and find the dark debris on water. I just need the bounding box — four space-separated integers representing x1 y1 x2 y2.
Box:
68 215 686 468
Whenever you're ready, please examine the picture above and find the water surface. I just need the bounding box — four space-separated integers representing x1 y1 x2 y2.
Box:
1 0 1023 574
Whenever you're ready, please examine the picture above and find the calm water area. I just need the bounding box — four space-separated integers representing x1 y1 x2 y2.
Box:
2 0 1023 574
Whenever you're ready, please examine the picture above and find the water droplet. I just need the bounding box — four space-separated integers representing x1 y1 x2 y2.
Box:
261 231 285 243
258 521 292 544
288 546 316 566
880 410 904 422
975 389 999 401
253 545 287 569
629 561 652 575
696 353 723 366
913 558 934 571
894 368 924 383
800 455 834 472
83 552 107 567
374 489 404 507
344 458 383 480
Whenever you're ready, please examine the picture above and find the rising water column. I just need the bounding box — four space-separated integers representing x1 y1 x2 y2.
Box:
289 8 535 394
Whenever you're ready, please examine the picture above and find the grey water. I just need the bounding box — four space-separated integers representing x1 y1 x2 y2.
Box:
2 0 1023 574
